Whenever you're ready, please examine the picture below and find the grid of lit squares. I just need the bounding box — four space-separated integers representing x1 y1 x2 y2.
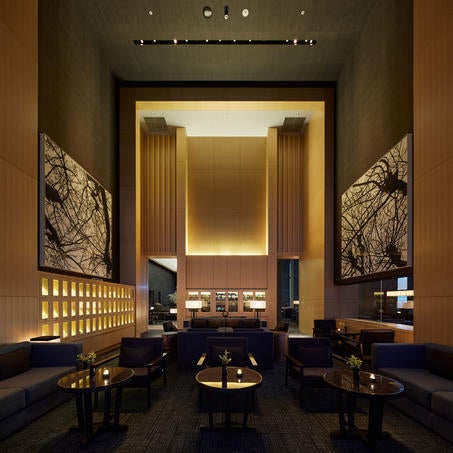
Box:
39 274 135 339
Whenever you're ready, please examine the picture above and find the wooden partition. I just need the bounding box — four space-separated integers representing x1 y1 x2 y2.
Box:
337 318 414 343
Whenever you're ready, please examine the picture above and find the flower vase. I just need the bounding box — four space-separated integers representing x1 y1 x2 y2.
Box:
89 364 96 377
221 365 227 384
352 368 360 385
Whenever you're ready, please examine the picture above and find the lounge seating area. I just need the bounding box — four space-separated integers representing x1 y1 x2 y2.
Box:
0 341 82 441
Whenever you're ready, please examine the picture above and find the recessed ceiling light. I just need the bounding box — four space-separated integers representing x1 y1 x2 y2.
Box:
300 10 306 15
242 8 249 17
148 10 153 16
224 6 229 20
202 6 213 18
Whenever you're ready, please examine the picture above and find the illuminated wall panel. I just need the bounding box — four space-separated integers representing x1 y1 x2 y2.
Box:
39 274 135 341
187 137 267 255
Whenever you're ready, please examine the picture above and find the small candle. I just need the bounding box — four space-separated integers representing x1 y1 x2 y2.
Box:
369 373 376 382
102 368 110 378
236 368 243 378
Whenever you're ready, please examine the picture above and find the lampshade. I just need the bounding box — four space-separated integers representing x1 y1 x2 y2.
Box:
250 300 266 310
185 300 202 310
386 290 414 297
293 300 299 305
169 308 177 314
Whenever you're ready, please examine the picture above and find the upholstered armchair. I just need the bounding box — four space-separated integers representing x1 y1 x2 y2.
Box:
285 337 335 407
340 329 395 368
117 337 167 408
312 319 337 338
197 336 258 369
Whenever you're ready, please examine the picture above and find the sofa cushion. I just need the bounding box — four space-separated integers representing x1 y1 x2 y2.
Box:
0 387 26 421
378 367 453 409
431 391 453 423
427 344 453 380
0 366 76 405
0 346 31 380
191 318 208 328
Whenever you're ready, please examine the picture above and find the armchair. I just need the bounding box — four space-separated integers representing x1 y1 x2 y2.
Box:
197 336 258 369
312 319 337 338
285 337 335 407
117 337 167 408
340 329 395 368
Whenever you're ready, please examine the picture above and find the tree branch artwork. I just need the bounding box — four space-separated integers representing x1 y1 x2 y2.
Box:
39 133 112 279
340 134 412 281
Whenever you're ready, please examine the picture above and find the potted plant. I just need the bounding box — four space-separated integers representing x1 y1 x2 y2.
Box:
346 354 362 384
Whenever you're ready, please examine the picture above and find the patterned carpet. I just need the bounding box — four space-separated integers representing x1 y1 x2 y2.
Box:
1 356 453 453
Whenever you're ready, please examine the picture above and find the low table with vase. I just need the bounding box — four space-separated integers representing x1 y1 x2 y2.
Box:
323 369 404 447
57 366 134 444
195 366 262 430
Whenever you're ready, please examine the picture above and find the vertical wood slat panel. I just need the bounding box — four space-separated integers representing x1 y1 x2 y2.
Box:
141 134 176 255
277 134 303 255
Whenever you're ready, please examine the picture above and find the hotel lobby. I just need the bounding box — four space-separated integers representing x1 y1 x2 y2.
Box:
1 0 453 451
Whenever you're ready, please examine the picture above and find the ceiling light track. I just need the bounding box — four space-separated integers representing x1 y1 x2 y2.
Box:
134 39 317 46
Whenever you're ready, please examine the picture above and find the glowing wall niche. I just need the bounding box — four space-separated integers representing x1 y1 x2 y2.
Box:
187 137 267 255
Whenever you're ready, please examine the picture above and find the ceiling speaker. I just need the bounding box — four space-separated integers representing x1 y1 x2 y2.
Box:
144 117 169 135
281 117 306 135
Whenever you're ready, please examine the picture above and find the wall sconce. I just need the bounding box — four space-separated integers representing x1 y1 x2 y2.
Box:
250 300 266 318
185 300 202 318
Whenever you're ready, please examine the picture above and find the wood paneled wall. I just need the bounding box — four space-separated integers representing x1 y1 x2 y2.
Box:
298 111 326 334
187 137 267 255
0 0 39 343
141 134 177 255
186 256 268 289
413 0 453 344
277 135 303 256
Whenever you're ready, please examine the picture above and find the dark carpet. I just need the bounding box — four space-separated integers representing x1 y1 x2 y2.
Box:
1 357 453 453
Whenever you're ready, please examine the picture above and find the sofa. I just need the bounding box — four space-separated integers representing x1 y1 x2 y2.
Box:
0 340 82 440
188 317 262 329
372 342 453 443
177 324 274 369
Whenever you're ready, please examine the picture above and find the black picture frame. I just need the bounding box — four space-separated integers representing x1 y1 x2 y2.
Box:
336 134 413 284
38 133 113 279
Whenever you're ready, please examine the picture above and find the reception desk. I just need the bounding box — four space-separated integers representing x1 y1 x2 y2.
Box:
336 318 413 344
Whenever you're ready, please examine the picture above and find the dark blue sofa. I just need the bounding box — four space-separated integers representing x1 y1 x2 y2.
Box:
177 327 274 369
372 342 453 443
0 341 82 440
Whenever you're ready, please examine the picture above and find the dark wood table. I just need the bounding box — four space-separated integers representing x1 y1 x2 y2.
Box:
57 366 134 444
323 369 404 447
195 366 262 430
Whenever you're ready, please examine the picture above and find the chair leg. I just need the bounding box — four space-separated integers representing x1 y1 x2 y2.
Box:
299 379 304 407
147 385 151 408
285 359 289 386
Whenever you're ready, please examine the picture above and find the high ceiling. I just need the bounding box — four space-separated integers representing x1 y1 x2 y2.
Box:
75 0 377 82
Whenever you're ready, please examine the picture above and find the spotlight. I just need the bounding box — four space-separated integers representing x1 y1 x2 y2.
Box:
202 6 212 18
224 6 229 20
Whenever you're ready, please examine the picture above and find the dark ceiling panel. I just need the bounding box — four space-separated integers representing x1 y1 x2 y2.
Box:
68 0 377 82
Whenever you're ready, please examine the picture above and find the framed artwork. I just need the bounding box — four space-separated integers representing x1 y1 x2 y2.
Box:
39 133 113 279
338 134 413 283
